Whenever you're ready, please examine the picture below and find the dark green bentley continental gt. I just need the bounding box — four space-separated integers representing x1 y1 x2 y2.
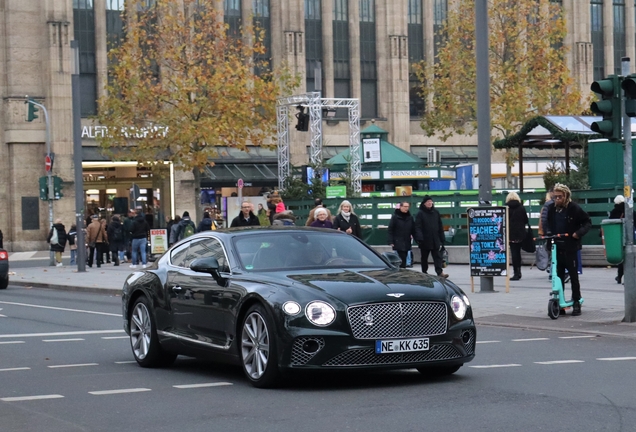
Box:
122 227 475 388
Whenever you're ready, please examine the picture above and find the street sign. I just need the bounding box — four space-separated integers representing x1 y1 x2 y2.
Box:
237 178 244 189
45 155 52 172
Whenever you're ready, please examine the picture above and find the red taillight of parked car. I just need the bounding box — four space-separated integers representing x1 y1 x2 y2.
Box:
0 251 7 260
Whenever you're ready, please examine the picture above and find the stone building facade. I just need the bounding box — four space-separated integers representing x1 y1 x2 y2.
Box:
0 0 633 250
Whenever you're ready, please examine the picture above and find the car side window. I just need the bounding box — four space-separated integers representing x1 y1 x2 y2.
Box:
170 242 190 267
183 238 229 272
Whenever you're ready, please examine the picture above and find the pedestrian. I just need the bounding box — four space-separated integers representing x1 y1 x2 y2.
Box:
230 202 260 227
86 215 105 268
309 207 333 228
387 201 415 268
47 218 67 267
414 195 448 278
166 215 175 236
99 218 110 264
333 200 362 239
257 203 271 226
169 215 181 247
273 210 297 226
170 211 197 244
197 212 214 232
68 224 77 265
545 183 591 316
267 192 284 223
608 194 635 284
107 215 125 266
305 198 332 226
130 209 150 269
122 210 135 263
506 192 529 281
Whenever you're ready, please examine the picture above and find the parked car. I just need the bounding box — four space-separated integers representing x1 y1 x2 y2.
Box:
0 249 8 289
121 227 476 388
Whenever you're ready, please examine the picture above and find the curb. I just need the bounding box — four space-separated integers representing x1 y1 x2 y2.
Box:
9 281 122 297
475 319 636 339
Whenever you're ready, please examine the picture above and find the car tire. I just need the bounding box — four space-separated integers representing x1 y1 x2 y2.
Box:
0 276 7 290
129 296 176 368
240 304 281 388
417 364 461 377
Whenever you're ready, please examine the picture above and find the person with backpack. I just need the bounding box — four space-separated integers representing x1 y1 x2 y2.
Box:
67 224 77 265
47 218 68 267
130 209 150 269
230 202 260 227
197 212 214 232
107 215 125 266
170 211 197 244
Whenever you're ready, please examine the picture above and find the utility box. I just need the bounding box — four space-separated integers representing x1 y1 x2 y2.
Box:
601 219 624 265
589 139 636 189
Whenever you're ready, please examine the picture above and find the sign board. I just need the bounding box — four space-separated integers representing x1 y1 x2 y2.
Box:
363 138 381 163
45 155 52 172
237 178 244 189
150 229 168 255
326 186 347 199
467 207 508 276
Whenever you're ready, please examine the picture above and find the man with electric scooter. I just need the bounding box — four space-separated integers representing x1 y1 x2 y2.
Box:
545 183 591 316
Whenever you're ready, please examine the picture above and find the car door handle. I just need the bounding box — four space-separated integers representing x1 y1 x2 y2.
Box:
172 285 182 292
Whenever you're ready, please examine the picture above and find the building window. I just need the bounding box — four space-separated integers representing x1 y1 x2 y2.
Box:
254 0 271 75
333 0 350 106
360 0 377 118
305 0 323 92
591 0 604 80
225 0 241 37
106 0 125 56
73 0 97 117
433 0 447 62
614 0 626 75
408 0 424 117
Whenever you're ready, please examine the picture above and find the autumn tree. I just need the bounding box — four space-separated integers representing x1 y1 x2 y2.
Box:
97 0 298 221
414 0 587 186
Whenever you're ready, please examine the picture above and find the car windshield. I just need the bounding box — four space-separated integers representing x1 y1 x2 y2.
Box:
233 231 388 271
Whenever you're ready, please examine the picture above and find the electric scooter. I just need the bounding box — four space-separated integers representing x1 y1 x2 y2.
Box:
540 234 584 320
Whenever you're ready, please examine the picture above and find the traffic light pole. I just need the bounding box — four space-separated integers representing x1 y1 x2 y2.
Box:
27 97 55 266
621 57 636 322
71 41 86 272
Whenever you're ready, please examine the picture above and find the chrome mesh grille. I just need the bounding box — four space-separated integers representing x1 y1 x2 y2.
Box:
290 337 325 366
347 302 447 339
323 344 462 367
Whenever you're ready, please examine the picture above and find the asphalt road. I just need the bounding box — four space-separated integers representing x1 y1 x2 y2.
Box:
1 287 636 432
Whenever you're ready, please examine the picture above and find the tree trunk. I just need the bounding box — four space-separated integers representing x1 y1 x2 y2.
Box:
193 168 202 224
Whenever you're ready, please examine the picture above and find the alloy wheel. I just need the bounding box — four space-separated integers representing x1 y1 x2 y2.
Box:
130 302 152 360
241 311 270 380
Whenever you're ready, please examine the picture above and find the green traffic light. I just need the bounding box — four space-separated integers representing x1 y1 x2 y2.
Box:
26 101 39 122
590 99 613 115
590 120 616 135
590 79 615 96
590 75 622 140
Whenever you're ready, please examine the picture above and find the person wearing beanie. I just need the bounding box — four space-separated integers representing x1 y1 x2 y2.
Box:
545 183 591 316
414 195 448 278
170 211 197 244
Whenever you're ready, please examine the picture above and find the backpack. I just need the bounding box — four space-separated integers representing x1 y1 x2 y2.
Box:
50 227 59 245
183 222 195 239
113 226 124 243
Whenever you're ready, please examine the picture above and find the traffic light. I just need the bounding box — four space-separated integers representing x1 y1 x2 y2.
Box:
295 105 309 132
590 75 622 140
38 176 49 201
623 74 636 117
26 100 39 122
52 176 63 199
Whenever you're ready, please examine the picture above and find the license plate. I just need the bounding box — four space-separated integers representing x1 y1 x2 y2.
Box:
375 338 429 354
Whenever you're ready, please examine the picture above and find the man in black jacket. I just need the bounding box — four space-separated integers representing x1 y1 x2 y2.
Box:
545 183 591 316
230 202 260 227
387 201 415 268
414 195 448 278
129 210 150 269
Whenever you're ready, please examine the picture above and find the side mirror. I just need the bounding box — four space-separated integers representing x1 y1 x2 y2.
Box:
382 252 402 268
190 257 228 286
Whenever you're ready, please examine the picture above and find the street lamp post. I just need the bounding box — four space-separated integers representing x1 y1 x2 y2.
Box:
71 40 87 272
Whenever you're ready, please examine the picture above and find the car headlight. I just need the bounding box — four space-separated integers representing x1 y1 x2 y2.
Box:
451 295 467 320
462 294 471 307
305 301 336 326
282 301 301 316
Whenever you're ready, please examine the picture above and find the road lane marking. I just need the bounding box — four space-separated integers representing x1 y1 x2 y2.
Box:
1 394 64 402
0 341 25 345
0 314 6 317
534 360 584 365
101 336 128 340
469 364 522 369
115 361 137 364
0 330 123 339
512 338 550 342
48 363 98 369
0 301 120 317
0 367 30 372
89 388 151 395
43 338 85 342
173 383 233 389
558 335 597 339
476 340 500 344
597 357 636 361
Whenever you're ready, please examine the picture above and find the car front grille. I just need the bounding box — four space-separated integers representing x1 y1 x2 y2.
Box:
463 329 476 355
323 344 462 367
347 302 447 339
290 337 325 366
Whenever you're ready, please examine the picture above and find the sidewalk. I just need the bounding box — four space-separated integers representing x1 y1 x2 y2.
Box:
6 254 636 338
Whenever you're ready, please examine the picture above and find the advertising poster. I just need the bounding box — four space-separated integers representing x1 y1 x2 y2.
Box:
150 229 168 255
467 207 508 276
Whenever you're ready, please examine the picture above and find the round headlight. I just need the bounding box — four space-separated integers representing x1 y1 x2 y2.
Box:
282 301 301 316
462 294 471 307
305 301 336 326
451 295 467 320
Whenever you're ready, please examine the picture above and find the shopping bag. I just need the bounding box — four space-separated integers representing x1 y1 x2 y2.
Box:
521 224 536 253
535 243 549 271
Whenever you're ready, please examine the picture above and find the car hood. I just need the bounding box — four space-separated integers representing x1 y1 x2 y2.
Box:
284 268 451 305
